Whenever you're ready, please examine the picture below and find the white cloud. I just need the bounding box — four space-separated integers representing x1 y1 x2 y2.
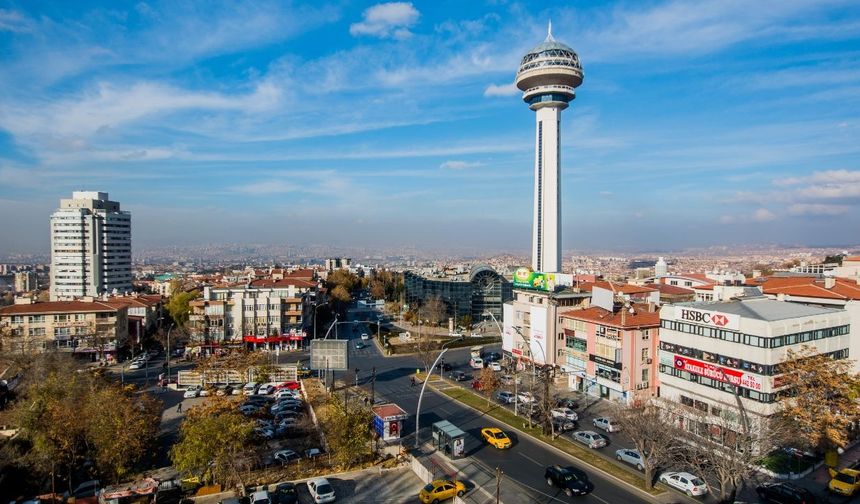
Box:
718 215 737 224
350 2 419 40
774 169 860 186
599 191 614 197
787 203 851 216
484 83 519 97
236 180 301 195
440 160 483 170
753 208 777 222
0 9 32 32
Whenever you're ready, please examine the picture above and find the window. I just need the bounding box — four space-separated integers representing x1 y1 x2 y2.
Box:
641 368 649 382
641 348 649 361
28 315 45 323
680 395 694 407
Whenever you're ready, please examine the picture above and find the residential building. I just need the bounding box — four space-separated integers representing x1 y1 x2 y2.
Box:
14 271 37 293
188 278 318 352
834 256 860 281
325 258 352 271
404 265 512 323
50 191 132 300
0 298 129 360
658 298 850 449
559 301 660 403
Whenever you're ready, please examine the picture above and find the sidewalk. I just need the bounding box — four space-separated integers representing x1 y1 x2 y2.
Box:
411 444 516 504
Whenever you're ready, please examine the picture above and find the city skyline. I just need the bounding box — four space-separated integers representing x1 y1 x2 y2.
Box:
1 1 859 255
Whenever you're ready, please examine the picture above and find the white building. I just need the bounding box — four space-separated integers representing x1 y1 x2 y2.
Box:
50 192 132 300
14 271 37 293
515 24 583 274
658 298 850 446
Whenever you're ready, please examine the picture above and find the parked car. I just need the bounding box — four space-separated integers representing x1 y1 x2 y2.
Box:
250 490 270 504
488 362 502 372
354 341 366 349
257 384 275 395
215 385 234 396
305 447 323 459
418 479 466 503
496 391 516 404
592 417 620 433
551 408 578 421
128 361 144 370
615 449 647 471
254 427 274 439
183 386 201 398
275 389 301 400
243 382 259 396
517 392 535 404
275 381 301 391
361 333 369 340
555 398 580 410
756 482 816 503
274 449 301 465
470 358 484 369
306 477 336 503
273 483 297 504
485 352 502 362
448 371 471 382
544 465 594 497
572 431 607 449
238 404 260 415
500 374 521 386
481 427 512 449
660 472 708 497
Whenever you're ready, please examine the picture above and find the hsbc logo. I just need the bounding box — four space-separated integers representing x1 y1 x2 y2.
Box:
679 308 736 328
674 357 684 368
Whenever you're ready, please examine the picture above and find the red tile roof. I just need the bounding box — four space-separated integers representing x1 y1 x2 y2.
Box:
0 301 119 315
284 268 315 280
761 277 860 300
693 284 714 291
653 284 695 295
578 281 657 294
843 256 860 262
249 279 316 289
559 304 661 329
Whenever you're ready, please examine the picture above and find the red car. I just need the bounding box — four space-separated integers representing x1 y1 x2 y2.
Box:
275 381 301 390
471 379 484 391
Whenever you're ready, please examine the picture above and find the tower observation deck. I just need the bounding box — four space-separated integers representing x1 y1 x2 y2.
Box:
515 22 583 274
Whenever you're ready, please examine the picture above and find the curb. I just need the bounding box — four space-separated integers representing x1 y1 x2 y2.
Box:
433 383 668 504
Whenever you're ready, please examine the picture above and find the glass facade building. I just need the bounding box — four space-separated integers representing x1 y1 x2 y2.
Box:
404 265 512 322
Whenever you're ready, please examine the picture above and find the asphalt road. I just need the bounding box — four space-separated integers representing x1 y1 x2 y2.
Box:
339 309 653 504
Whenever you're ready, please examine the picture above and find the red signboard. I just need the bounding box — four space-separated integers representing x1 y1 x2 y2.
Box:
511 348 523 356
673 355 763 391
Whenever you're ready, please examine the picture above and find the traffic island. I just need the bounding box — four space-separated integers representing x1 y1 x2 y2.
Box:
440 387 666 497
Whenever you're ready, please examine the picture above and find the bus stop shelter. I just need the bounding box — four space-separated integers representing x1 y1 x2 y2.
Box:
432 420 466 459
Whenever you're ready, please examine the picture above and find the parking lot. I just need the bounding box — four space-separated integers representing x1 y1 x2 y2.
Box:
249 467 423 504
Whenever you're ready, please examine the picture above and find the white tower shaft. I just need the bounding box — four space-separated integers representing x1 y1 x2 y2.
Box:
532 106 562 273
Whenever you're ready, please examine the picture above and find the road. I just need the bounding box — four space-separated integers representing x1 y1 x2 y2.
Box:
337 308 653 504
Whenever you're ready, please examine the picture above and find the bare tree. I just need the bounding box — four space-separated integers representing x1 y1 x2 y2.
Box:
612 401 685 490
423 297 447 327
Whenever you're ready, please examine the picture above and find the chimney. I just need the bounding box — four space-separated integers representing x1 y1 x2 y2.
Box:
621 307 627 326
824 277 835 289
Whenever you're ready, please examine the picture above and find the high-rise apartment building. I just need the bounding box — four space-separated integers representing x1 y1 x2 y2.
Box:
50 191 132 300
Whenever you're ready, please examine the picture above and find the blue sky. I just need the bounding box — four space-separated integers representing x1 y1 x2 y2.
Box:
1 0 859 255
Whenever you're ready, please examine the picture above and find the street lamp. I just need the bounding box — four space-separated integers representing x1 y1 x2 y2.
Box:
166 322 174 382
415 336 463 448
313 303 326 340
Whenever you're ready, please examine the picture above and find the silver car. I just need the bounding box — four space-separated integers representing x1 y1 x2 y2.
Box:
572 430 607 449
615 448 646 470
496 391 515 404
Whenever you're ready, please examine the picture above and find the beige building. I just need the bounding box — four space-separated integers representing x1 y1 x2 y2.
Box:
14 271 37 293
0 298 129 360
189 278 318 351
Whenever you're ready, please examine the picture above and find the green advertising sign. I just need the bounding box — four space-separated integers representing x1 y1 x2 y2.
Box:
512 267 558 292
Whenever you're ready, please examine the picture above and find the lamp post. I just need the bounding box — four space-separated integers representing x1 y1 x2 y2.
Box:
313 303 325 340
415 337 463 448
166 322 174 382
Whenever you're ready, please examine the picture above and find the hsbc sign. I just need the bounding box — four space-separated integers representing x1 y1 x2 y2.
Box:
678 308 740 330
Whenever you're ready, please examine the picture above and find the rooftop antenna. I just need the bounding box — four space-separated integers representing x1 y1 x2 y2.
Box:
547 20 553 40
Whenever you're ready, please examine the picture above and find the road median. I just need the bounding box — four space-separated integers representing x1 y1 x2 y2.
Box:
440 387 665 497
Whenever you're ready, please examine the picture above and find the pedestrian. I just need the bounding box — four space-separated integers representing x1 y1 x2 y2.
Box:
410 376 416 387
363 396 369 406
176 402 182 413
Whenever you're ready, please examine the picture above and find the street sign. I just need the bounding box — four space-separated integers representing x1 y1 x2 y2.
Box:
310 340 349 371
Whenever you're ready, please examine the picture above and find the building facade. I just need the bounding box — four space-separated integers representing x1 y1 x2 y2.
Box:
559 303 660 403
404 265 512 323
188 278 318 351
658 298 850 448
14 271 37 293
50 192 132 300
0 299 129 360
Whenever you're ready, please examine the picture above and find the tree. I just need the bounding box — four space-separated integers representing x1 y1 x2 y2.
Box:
369 281 386 300
612 402 684 490
423 297 447 326
327 270 359 293
330 285 352 305
477 368 500 406
167 289 199 327
325 394 373 468
170 397 256 490
776 345 860 451
461 314 472 331
415 332 438 375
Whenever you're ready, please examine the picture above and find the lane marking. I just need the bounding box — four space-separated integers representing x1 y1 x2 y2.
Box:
518 452 543 467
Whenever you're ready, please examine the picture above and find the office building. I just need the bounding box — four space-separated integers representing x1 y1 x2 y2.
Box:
404 265 512 324
515 23 583 273
14 271 37 293
50 191 132 300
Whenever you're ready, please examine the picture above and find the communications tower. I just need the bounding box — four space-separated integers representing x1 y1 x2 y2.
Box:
515 22 583 273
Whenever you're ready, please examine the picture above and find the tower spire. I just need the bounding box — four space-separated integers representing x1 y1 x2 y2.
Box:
547 20 553 40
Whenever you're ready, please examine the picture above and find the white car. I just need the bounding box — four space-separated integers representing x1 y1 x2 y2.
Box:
500 374 522 386
659 472 708 497
517 392 535 404
274 389 300 400
250 490 270 504
274 449 300 464
307 477 336 503
572 430 607 449
183 386 201 398
616 448 647 471
592 417 620 432
470 358 484 369
496 391 516 404
488 362 502 372
361 333 369 340
242 382 259 396
551 408 578 421
257 384 275 395
128 361 143 370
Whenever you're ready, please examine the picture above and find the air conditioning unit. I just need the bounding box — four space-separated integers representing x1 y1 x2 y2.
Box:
646 358 653 364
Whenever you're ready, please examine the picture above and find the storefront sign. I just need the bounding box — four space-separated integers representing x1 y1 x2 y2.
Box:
677 308 741 330
673 355 763 391
589 354 622 370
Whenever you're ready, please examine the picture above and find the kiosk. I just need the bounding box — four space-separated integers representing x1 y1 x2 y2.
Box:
372 403 408 442
431 420 466 459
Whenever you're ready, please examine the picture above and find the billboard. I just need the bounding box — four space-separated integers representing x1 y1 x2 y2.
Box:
310 340 349 371
530 305 547 365
673 355 763 391
512 267 572 292
677 307 741 331
502 303 514 354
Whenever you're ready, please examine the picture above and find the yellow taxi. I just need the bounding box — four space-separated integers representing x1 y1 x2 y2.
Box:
481 427 512 449
418 479 466 503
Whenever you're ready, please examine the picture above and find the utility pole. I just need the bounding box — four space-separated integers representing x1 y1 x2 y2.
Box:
495 466 503 503
371 366 376 404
